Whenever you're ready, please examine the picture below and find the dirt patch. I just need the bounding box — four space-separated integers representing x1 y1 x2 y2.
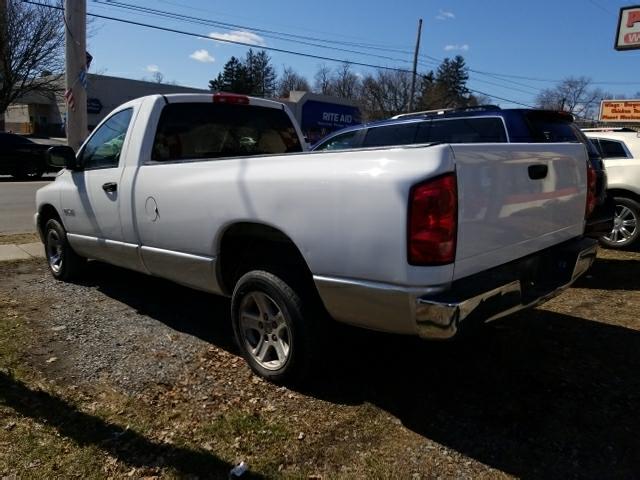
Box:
0 232 40 245
1 249 639 478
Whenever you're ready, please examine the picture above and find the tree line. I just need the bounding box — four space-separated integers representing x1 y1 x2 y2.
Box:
208 49 484 120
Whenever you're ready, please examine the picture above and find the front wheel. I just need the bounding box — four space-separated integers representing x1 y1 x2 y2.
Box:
44 218 86 280
231 270 315 384
600 197 640 249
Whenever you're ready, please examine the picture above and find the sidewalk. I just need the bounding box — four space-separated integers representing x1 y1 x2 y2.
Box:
0 242 45 261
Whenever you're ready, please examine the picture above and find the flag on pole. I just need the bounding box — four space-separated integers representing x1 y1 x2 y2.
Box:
64 88 75 112
79 69 87 89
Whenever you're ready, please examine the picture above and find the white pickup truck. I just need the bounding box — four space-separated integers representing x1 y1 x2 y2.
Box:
36 93 597 382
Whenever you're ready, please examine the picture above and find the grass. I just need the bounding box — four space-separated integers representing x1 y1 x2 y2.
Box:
0 233 40 245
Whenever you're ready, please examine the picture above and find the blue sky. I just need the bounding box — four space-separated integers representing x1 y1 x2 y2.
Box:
86 0 640 107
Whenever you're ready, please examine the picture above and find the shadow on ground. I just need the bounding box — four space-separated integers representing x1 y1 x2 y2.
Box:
0 372 262 478
574 257 640 290
70 260 640 479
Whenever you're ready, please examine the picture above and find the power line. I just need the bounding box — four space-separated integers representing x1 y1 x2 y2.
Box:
23 0 417 73
22 0 544 109
94 0 640 89
94 0 416 57
151 0 416 53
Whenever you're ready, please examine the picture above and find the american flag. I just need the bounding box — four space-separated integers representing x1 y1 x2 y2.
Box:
64 88 75 112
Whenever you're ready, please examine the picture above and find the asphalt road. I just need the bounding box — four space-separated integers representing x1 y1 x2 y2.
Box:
0 176 55 233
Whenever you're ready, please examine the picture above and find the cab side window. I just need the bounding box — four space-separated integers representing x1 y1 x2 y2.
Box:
314 130 359 151
363 124 418 148
593 138 630 159
417 118 507 143
80 108 133 169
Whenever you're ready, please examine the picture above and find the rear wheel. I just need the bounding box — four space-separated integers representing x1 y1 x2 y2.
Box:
600 197 640 249
44 218 85 280
231 270 315 384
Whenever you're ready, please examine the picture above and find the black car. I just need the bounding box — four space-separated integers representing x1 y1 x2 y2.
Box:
0 132 60 179
312 106 614 238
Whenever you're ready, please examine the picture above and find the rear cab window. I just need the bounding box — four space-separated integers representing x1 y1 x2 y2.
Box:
152 103 302 161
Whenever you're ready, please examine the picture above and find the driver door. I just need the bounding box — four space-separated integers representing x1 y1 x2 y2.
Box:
61 108 135 266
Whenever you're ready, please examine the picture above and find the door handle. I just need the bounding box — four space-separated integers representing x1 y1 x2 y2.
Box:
528 164 548 180
102 182 118 193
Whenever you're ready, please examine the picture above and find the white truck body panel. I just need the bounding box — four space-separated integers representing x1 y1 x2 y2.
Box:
36 94 593 338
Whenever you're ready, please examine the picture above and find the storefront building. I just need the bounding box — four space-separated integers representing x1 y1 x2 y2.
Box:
282 91 362 144
3 74 208 136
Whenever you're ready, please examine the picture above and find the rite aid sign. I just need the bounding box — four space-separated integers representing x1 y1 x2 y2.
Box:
615 6 640 50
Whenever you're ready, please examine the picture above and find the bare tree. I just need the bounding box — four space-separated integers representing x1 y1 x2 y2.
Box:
0 0 64 122
313 64 333 95
151 71 165 84
332 62 361 99
536 76 604 119
277 66 310 98
360 69 413 120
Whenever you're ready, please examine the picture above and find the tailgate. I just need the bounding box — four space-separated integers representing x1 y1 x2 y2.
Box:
452 143 587 280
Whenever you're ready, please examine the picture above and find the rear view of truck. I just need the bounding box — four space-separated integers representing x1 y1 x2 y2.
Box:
410 143 597 339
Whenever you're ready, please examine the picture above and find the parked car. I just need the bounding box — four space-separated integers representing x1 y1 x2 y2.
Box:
583 128 640 248
0 132 60 179
36 94 597 383
312 106 614 239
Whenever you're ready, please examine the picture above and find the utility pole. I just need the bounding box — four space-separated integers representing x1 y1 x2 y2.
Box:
408 18 423 113
0 0 7 131
64 0 87 150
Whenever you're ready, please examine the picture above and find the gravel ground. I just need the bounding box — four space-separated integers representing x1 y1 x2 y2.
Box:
1 248 639 478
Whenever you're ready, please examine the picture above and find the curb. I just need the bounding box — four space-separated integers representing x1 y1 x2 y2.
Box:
0 242 45 262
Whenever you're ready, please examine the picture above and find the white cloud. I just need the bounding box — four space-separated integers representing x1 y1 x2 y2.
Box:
189 49 215 63
436 9 455 20
208 30 266 46
444 44 469 51
146 64 160 73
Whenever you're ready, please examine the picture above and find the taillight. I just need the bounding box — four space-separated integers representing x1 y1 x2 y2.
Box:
586 161 597 217
213 93 250 105
408 173 457 265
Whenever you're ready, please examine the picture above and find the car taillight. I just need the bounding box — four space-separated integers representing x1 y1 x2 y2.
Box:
213 93 250 105
408 173 457 265
586 161 597 217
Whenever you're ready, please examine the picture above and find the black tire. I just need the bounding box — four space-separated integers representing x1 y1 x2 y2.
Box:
231 270 315 384
43 218 85 281
12 161 44 180
599 197 640 249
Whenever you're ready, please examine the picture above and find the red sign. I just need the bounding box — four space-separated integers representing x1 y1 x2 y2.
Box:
616 6 640 50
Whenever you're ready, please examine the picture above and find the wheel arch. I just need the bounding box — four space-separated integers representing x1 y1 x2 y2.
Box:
215 221 316 297
37 204 64 241
607 188 640 205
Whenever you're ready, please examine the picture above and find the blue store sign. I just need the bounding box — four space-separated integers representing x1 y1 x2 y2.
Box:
301 100 361 131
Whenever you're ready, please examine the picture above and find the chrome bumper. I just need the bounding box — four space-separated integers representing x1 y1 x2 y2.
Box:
314 237 597 340
415 239 597 339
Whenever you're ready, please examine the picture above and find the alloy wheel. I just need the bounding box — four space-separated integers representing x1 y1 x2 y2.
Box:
238 291 292 371
604 204 638 245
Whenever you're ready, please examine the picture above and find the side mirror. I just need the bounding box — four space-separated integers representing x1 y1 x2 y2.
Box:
47 146 79 170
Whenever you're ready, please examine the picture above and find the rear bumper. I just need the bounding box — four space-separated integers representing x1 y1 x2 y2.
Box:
585 194 615 238
314 237 597 339
416 237 597 339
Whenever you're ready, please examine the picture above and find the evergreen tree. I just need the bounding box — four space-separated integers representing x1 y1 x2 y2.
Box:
208 56 250 93
417 55 475 110
208 51 277 97
244 49 277 97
